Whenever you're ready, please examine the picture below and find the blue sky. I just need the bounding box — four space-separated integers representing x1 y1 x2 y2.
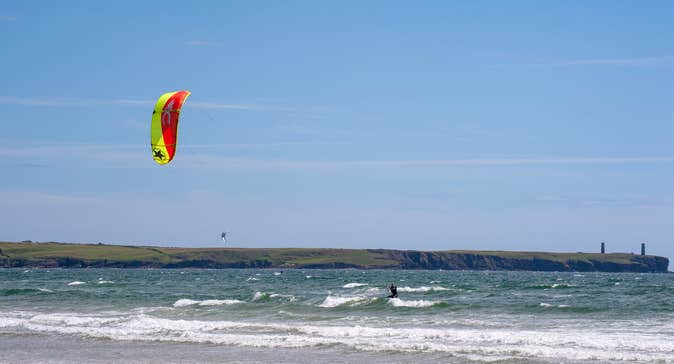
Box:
1 1 673 263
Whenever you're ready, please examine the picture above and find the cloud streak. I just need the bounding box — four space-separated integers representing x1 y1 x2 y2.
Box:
0 96 260 111
0 96 92 107
189 101 258 110
534 194 674 208
565 56 674 66
3 143 674 170
183 156 674 170
184 40 221 47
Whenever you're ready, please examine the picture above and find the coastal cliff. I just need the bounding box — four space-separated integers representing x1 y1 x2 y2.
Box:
376 250 669 273
0 242 669 272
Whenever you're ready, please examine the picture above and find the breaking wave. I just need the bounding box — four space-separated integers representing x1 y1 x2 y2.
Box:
397 286 449 292
173 299 242 307
252 292 296 302
388 298 442 308
2 311 673 362
318 296 373 308
342 283 368 288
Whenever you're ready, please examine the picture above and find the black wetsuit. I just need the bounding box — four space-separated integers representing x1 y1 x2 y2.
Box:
388 285 398 298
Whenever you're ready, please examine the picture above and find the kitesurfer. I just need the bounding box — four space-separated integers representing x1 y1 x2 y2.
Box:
387 283 398 298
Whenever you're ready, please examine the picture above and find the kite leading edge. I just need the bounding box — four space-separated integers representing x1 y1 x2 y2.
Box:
150 90 191 165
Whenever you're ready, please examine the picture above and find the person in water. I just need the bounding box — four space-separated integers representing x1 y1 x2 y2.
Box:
387 283 398 298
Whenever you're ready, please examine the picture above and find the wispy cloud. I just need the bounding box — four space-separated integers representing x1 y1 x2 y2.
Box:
179 141 347 149
189 101 258 111
131 155 674 170
278 123 350 138
3 143 674 169
0 96 259 110
0 144 145 168
112 99 154 106
185 40 221 47
0 96 93 107
565 56 674 66
534 194 673 208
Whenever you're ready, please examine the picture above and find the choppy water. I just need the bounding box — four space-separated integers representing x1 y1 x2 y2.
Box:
1 269 673 363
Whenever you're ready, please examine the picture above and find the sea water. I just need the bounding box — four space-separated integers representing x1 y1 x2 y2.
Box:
1 269 673 363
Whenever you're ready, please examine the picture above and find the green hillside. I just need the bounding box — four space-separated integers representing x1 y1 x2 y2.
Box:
0 241 668 272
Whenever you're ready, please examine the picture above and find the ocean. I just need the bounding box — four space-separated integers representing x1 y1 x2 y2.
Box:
1 268 673 363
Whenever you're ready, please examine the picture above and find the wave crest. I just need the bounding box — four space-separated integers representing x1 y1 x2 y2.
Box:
388 298 441 308
397 286 449 292
173 299 242 307
318 296 371 308
342 283 368 288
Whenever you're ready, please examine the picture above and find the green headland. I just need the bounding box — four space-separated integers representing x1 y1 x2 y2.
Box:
0 241 668 272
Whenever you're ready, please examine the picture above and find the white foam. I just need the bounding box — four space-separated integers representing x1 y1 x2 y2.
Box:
4 311 674 362
173 299 200 307
253 292 296 301
270 293 295 301
199 299 242 306
388 298 440 308
540 303 570 308
318 296 369 308
38 288 53 293
305 275 312 279
67 281 86 286
0 316 25 328
342 283 368 288
246 277 258 281
397 286 449 292
97 281 114 284
273 272 281 276
173 299 242 307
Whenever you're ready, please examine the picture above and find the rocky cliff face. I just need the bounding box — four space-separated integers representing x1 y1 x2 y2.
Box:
370 250 669 273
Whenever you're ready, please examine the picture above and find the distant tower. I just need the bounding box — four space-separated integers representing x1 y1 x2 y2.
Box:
601 242 605 254
641 243 646 256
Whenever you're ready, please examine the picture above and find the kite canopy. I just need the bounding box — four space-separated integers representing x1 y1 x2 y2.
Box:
150 90 191 165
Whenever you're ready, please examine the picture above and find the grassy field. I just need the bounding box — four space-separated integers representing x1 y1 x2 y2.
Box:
0 242 171 263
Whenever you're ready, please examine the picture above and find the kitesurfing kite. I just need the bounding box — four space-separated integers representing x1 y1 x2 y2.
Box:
150 90 191 165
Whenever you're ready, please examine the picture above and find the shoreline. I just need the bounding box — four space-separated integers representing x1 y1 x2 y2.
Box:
0 332 446 364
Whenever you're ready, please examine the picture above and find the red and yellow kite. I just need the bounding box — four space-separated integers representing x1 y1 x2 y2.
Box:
150 90 191 165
